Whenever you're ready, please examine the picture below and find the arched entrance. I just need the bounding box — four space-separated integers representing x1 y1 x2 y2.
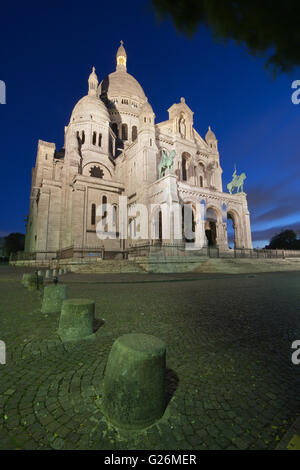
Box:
151 207 163 245
205 208 218 246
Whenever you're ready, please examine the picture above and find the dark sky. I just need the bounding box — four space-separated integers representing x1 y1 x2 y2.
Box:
1 1 299 247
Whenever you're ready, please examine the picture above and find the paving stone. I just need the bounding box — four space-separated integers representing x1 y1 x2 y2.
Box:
1 268 300 449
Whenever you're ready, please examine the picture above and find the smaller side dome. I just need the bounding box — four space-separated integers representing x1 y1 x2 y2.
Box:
205 125 217 142
70 67 110 124
139 98 155 126
70 94 110 123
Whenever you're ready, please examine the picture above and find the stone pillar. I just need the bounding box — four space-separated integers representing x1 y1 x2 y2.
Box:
22 273 43 290
195 203 207 249
45 270 51 280
102 333 166 429
36 188 50 254
41 285 67 313
47 183 62 253
239 193 253 249
216 222 228 251
58 299 95 341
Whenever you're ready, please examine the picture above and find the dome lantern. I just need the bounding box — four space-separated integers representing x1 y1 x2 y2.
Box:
88 66 98 96
116 40 127 72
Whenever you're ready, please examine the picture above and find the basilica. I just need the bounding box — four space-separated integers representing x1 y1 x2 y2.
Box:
24 42 252 260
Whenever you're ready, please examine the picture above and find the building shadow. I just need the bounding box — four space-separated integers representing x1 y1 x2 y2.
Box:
93 318 105 333
165 367 179 406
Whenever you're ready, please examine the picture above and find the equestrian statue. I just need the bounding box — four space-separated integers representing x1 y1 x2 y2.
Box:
158 148 176 178
227 166 246 194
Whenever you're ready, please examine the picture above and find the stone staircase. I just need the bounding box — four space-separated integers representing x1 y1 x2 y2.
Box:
69 259 146 274
192 257 300 274
65 255 300 275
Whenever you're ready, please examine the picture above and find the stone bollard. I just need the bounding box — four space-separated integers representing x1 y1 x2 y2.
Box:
37 270 43 277
52 269 58 277
22 273 43 290
45 270 51 280
41 285 67 313
102 333 166 429
58 299 95 342
22 273 32 286
58 269 63 275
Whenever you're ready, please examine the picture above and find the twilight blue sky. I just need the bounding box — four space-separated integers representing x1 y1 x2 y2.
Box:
0 1 299 247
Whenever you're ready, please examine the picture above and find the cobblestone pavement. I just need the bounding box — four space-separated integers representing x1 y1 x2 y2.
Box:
0 266 300 450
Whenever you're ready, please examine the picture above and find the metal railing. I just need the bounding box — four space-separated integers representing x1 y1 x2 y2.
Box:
9 246 300 262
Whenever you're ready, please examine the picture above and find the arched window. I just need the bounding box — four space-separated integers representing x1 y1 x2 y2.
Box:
109 135 113 155
113 205 118 237
200 176 203 187
102 196 107 232
132 126 137 141
92 132 97 145
122 123 128 140
98 133 102 147
91 204 96 226
182 156 187 181
81 131 85 144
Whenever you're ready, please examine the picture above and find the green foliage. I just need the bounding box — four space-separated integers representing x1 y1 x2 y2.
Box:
3 232 25 257
267 229 300 250
152 0 300 73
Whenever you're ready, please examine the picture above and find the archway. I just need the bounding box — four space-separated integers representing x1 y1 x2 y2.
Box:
227 210 241 249
151 207 163 244
205 208 218 246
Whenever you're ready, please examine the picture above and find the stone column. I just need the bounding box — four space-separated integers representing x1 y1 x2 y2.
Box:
36 188 51 255
71 184 86 248
195 204 207 249
216 222 228 251
239 193 253 249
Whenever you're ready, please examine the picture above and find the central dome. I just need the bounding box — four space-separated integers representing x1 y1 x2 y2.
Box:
98 41 146 103
99 70 146 101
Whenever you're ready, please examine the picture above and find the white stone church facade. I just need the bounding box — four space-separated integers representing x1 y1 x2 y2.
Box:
25 42 252 260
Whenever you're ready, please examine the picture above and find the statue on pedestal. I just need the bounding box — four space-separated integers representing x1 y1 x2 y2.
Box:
158 148 176 178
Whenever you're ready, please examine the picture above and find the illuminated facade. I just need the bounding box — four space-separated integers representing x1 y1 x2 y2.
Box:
25 42 252 259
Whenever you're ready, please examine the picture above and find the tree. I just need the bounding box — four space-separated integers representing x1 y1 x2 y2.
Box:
152 0 300 73
267 229 300 250
3 233 25 257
